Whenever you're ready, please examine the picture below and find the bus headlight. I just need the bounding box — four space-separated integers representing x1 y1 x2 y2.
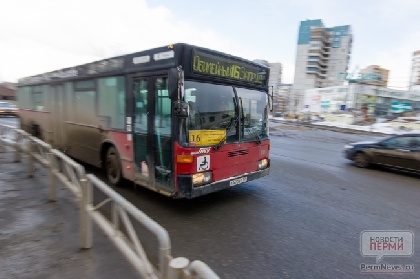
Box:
258 159 268 170
192 172 212 187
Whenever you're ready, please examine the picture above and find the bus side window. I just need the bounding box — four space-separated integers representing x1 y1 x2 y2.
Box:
32 86 45 111
74 80 96 124
98 77 125 130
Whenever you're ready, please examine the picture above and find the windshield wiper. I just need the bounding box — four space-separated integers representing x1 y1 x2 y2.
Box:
255 134 261 145
244 128 262 145
213 116 239 150
255 119 269 145
244 122 264 145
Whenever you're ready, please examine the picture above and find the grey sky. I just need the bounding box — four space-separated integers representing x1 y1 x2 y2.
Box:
1 0 419 89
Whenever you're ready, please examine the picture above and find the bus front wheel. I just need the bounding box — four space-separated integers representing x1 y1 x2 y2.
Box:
105 146 122 186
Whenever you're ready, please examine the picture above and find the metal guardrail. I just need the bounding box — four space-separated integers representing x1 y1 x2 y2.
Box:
0 124 220 279
49 149 85 202
0 124 29 162
85 174 169 279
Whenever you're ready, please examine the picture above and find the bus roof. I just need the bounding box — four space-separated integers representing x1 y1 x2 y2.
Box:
18 43 269 87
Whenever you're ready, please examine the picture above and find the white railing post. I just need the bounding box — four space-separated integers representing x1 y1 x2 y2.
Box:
14 131 20 163
160 243 172 279
0 125 5 152
168 257 190 279
48 152 57 201
27 139 34 177
80 178 93 249
112 201 120 231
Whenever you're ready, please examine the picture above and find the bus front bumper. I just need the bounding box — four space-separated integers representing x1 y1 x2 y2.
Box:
177 167 270 199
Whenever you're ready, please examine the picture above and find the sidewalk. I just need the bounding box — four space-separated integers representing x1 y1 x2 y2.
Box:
0 148 140 279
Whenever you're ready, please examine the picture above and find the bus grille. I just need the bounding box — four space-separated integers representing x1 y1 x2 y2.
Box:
228 150 249 157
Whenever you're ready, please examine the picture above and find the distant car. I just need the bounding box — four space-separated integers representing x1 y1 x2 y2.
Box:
381 114 400 121
343 133 420 172
0 102 18 117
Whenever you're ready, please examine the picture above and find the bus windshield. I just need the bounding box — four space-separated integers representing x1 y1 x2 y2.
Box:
181 80 268 147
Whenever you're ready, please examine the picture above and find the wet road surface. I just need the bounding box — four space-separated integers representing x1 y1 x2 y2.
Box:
110 123 420 278
1 118 419 278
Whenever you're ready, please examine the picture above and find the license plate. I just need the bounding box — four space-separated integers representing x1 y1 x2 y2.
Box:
229 176 248 186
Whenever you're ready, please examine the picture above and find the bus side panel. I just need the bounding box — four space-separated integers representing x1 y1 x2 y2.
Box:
106 131 135 181
18 109 32 134
19 109 53 143
66 123 102 166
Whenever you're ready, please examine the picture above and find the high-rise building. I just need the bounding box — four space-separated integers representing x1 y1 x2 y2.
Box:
277 84 293 114
293 19 353 110
359 65 389 87
409 50 420 90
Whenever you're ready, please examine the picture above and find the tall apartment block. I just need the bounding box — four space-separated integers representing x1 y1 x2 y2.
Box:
409 50 420 90
293 19 353 109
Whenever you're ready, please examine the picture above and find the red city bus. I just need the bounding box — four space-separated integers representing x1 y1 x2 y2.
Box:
17 43 270 198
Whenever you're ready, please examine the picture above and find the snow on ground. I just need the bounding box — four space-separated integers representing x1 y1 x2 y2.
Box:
269 115 420 135
312 121 409 135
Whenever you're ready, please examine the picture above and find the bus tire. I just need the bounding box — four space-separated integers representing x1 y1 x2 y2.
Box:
105 146 123 187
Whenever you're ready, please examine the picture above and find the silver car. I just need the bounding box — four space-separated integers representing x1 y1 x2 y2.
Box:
0 102 18 117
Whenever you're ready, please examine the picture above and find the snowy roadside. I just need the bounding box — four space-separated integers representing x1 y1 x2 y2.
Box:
269 116 420 136
312 121 420 135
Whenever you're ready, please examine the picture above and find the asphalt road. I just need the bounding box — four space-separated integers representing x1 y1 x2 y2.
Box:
0 116 17 127
2 117 419 279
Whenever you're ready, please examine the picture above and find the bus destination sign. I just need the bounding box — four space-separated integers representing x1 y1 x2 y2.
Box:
192 49 267 85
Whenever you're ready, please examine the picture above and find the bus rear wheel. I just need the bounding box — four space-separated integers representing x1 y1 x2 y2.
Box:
105 146 123 186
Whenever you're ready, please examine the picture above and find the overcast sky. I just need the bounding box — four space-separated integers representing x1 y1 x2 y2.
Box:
1 0 419 89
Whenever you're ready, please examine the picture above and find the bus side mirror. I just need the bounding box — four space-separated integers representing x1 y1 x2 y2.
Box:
168 68 180 100
174 101 189 118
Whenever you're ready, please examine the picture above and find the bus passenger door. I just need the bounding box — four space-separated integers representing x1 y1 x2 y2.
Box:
51 84 65 148
152 77 172 190
133 79 150 185
133 76 173 191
